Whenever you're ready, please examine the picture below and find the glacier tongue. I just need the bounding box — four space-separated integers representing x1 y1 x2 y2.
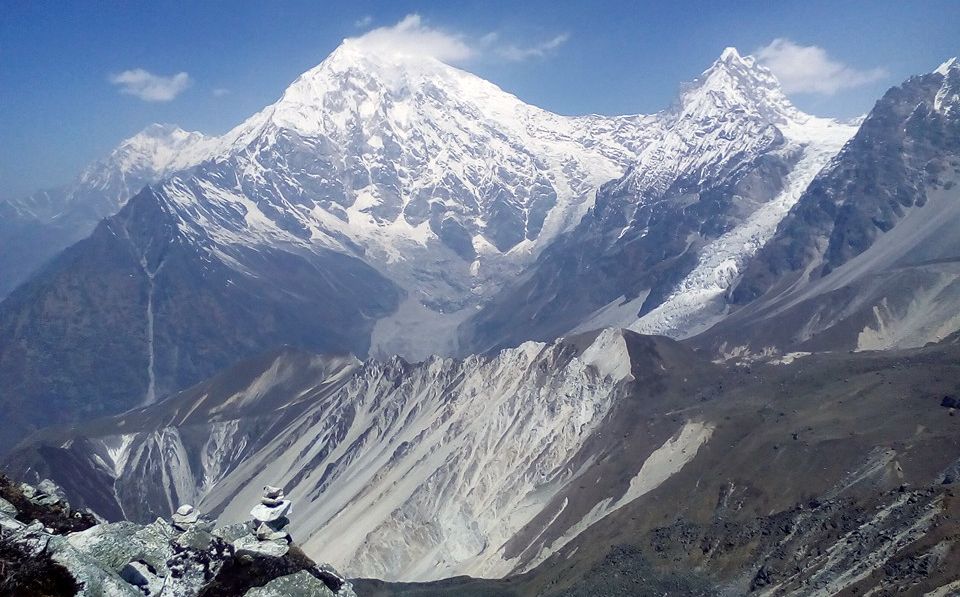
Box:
630 116 857 338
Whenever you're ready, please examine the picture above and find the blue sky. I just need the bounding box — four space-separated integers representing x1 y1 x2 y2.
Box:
1 0 957 200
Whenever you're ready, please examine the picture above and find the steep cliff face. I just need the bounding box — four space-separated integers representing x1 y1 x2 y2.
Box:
735 58 960 302
10 329 960 592
9 331 717 581
0 187 400 450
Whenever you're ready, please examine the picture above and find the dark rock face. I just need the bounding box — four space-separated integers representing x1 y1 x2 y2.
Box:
0 537 81 596
0 201 85 300
733 69 960 304
0 475 97 534
0 187 401 451
0 125 208 300
436 217 476 261
459 149 795 353
199 545 345 597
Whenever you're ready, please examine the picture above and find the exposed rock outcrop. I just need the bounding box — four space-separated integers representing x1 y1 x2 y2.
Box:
0 477 354 596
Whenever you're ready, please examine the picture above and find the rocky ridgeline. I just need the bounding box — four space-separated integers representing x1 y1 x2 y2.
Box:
0 476 354 596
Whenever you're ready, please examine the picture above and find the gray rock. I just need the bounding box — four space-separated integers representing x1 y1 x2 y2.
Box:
251 499 292 523
0 511 25 531
119 560 165 595
255 520 291 542
172 503 201 529
66 519 176 574
0 496 17 516
1 484 352 597
212 521 251 543
261 485 286 507
36 479 67 503
174 526 214 550
19 482 36 499
11 529 142 597
243 570 338 597
233 534 290 558
263 485 284 500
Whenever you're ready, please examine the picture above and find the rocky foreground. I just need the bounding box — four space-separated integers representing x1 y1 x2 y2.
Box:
0 476 355 596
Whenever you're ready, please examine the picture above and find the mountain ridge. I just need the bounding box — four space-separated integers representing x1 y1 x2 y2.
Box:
8 327 960 593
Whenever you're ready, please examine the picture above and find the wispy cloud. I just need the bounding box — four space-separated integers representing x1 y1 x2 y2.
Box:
347 14 474 63
755 39 887 95
212 87 230 97
109 68 191 102
348 14 568 65
495 33 570 62
354 15 373 28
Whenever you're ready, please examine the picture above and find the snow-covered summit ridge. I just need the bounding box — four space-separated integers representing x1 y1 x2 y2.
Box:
608 46 850 203
110 44 858 359
934 56 958 76
671 46 804 126
933 56 959 114
81 123 209 184
176 41 830 253
4 123 209 221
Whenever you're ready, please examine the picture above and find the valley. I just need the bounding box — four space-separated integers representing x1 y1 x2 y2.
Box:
2 8 959 594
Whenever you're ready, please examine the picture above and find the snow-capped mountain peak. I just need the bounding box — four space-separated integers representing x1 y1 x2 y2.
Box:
258 40 521 139
82 123 209 186
5 123 208 222
933 56 959 114
672 46 802 127
934 56 958 76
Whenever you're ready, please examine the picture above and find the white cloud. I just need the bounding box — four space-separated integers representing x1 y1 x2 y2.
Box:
346 14 474 63
346 14 568 65
755 39 887 95
354 15 373 28
109 68 191 102
496 33 570 62
212 87 230 97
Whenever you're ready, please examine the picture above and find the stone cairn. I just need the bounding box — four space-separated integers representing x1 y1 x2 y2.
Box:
249 485 292 543
171 504 200 531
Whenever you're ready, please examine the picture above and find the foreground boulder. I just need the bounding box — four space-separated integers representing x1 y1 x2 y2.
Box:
0 476 355 596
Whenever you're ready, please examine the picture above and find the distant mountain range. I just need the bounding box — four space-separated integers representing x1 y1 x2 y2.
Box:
0 124 209 298
1 45 957 450
3 40 960 595
0 46 853 445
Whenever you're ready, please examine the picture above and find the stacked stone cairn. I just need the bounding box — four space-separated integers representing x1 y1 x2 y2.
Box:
249 485 293 543
171 503 200 531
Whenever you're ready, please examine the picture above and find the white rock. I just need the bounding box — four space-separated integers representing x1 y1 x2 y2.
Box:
250 500 291 523
172 503 200 528
0 496 17 516
262 485 284 500
233 534 289 558
0 513 25 532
